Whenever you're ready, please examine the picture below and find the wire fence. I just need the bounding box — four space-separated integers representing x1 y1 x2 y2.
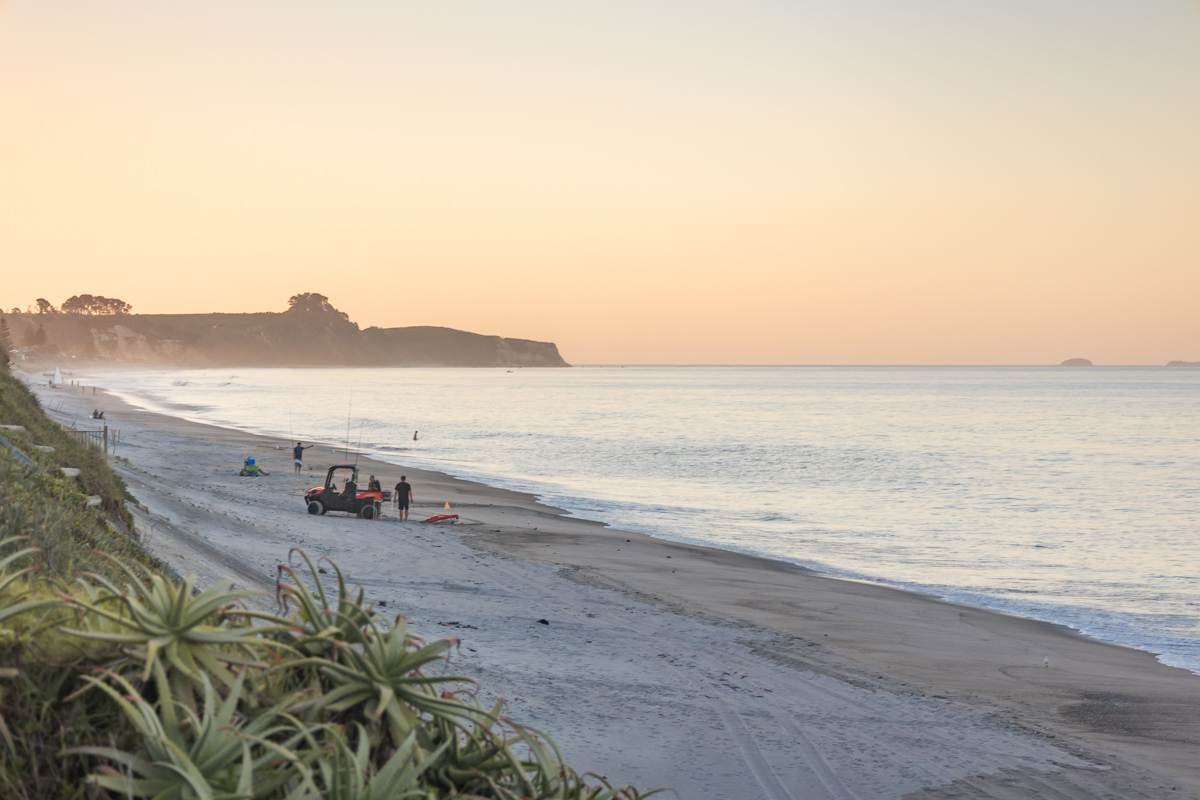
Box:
63 425 122 457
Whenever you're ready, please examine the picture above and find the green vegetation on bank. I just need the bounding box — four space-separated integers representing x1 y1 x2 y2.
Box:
0 362 645 798
0 367 132 529
0 368 144 574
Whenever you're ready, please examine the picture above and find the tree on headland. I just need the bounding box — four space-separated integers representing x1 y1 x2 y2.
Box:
61 294 96 314
9 307 19 315
61 294 133 315
35 298 58 314
286 292 349 321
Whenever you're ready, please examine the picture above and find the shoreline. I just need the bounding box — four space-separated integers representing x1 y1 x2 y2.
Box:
95 368 1198 677
26 371 1200 797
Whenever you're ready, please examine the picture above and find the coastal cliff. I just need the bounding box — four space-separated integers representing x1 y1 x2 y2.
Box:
360 326 566 367
3 297 568 367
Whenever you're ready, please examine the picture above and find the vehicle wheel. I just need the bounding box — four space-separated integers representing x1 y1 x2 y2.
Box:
359 504 375 520
307 500 324 516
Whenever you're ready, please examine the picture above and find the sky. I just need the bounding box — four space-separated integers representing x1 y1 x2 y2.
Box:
1 2 1197 365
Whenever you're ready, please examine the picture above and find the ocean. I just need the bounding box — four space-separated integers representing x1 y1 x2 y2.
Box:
93 366 1199 672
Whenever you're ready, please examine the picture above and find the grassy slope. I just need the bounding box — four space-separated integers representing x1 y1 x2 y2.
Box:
0 369 132 524
0 367 166 796
0 369 154 579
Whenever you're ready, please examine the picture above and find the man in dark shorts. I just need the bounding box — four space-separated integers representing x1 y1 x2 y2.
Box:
292 442 312 473
394 476 414 521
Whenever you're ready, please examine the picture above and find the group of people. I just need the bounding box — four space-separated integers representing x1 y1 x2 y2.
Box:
292 441 415 520
236 442 416 519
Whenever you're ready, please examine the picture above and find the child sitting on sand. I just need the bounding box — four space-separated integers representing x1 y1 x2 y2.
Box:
238 456 269 477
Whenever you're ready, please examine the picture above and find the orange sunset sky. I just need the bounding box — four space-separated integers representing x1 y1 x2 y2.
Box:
2 2 1197 365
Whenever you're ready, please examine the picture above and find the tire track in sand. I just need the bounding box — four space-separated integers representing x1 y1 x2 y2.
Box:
776 711 863 800
719 704 803 800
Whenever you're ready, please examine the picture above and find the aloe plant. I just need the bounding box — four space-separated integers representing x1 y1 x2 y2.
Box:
60 561 277 700
295 616 481 746
67 669 314 799
264 549 377 657
0 536 62 755
300 723 445 800
0 536 58 626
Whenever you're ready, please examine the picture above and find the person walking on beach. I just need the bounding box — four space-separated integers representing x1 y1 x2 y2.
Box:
394 476 414 521
293 442 312 473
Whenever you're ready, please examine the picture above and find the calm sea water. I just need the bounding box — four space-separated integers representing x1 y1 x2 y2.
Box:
94 366 1199 672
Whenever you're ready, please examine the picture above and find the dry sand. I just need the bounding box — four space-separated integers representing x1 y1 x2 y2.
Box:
28 376 1200 799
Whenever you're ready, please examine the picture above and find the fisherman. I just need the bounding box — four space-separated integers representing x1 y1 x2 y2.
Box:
393 475 414 521
292 441 312 473
367 474 382 492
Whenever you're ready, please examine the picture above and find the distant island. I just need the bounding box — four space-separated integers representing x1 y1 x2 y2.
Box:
1057 359 1199 368
1 293 568 367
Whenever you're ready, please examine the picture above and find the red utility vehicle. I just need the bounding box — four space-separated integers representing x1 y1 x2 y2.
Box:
305 464 387 519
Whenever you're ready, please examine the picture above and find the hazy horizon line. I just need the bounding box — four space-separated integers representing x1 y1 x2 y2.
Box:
573 362 1196 368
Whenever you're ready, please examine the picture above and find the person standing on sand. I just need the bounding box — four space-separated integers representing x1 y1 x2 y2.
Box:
394 476 414 521
293 442 312 473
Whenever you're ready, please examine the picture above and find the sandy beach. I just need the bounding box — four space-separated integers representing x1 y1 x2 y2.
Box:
29 374 1200 799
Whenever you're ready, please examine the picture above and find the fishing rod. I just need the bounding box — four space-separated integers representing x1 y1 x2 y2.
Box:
344 392 353 460
352 419 365 467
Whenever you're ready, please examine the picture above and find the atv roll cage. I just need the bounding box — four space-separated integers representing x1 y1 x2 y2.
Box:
303 464 387 519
